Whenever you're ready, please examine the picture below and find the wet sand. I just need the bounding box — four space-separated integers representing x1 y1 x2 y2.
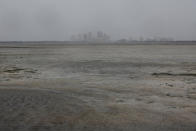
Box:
0 43 196 131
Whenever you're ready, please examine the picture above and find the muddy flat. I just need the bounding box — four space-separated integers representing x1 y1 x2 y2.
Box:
0 43 196 131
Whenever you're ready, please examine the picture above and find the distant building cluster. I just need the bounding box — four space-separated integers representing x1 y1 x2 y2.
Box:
117 36 174 43
71 32 175 43
71 31 110 43
143 37 174 42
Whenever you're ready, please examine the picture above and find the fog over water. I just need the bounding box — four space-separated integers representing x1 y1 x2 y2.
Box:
0 0 196 41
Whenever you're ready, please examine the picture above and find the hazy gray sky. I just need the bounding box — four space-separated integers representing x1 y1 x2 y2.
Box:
0 0 196 41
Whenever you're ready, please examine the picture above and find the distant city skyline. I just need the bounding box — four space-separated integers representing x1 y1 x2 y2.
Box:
70 31 110 42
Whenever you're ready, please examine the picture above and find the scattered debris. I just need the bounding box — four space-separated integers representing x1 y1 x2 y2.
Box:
166 93 171 96
147 100 154 104
152 72 196 77
116 99 125 103
0 66 39 81
3 67 24 73
165 83 174 87
3 67 37 74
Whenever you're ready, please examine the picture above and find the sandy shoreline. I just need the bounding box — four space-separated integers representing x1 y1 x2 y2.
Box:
0 43 196 131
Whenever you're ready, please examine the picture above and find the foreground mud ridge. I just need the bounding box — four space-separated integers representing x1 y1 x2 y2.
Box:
0 43 196 131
